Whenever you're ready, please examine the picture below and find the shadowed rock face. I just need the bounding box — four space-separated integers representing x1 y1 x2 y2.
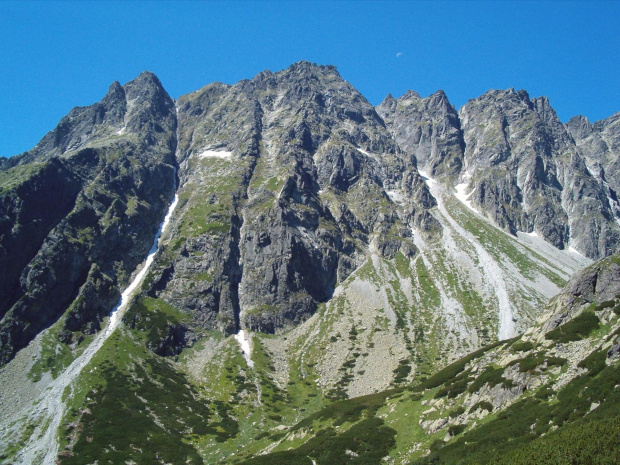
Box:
0 72 177 364
145 61 438 339
2 62 620 364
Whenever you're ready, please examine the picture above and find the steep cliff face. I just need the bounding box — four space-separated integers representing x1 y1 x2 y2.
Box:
377 88 620 260
142 62 438 339
377 90 464 182
566 112 620 223
456 89 620 259
0 72 177 364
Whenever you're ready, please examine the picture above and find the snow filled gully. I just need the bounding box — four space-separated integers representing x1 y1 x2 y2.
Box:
234 329 254 369
16 174 179 465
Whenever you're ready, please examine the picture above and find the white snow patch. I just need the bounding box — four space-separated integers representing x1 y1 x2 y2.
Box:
385 189 405 204
234 329 254 368
115 126 126 135
356 147 379 162
107 193 179 334
418 170 436 186
454 171 479 213
199 149 232 159
516 230 539 238
569 246 584 257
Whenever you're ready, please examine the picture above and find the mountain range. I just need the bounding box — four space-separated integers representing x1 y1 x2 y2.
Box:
0 61 619 464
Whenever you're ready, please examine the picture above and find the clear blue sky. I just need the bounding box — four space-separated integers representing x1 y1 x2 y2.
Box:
1 0 619 158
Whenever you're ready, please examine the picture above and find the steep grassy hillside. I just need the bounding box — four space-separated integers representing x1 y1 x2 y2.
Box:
233 256 620 464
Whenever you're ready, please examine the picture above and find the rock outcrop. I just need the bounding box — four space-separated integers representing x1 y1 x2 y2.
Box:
143 62 438 341
0 72 177 363
456 89 619 258
566 112 620 221
377 89 464 182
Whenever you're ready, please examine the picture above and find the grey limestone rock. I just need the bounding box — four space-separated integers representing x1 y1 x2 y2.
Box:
0 71 177 364
458 89 620 259
377 89 464 183
143 61 438 342
542 254 620 333
566 112 620 222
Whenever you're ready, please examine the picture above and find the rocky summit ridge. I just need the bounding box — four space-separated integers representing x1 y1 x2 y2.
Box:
0 61 619 464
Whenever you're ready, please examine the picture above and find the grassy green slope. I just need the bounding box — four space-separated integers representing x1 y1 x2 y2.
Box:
234 297 620 465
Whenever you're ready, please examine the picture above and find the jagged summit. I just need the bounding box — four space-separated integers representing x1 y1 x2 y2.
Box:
1 63 620 464
0 70 177 363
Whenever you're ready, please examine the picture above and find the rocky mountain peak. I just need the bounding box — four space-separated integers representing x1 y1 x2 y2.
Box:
401 89 422 100
285 60 340 78
565 115 593 139
377 87 463 181
0 71 177 363
159 62 440 337
427 89 449 105
457 87 620 259
103 80 125 101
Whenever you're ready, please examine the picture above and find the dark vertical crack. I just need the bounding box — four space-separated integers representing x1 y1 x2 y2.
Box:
228 99 264 333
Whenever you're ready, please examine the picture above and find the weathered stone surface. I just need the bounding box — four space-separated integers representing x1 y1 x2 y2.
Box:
143 61 438 342
377 89 464 182
457 89 620 258
0 72 177 364
566 112 620 221
541 255 620 331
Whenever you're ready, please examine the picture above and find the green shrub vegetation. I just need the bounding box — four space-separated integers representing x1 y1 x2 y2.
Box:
448 424 467 436
123 297 187 350
510 340 534 352
487 416 620 465
469 400 494 413
545 311 600 343
467 365 514 393
415 339 507 392
238 417 397 465
412 347 620 465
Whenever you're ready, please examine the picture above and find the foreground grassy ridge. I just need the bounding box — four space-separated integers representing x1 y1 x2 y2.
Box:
487 415 620 465
47 295 620 464
415 351 620 464
48 249 618 464
56 329 240 465
233 298 620 465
